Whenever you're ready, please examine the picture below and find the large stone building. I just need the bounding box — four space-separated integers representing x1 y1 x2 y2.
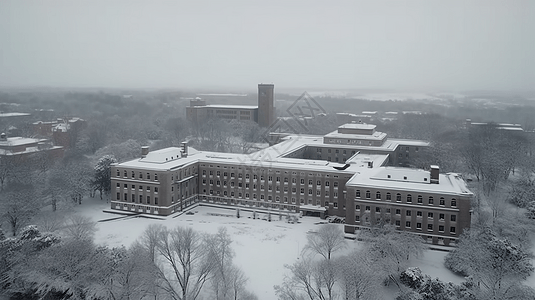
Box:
110 123 472 246
186 83 274 127
0 133 64 160
32 117 86 149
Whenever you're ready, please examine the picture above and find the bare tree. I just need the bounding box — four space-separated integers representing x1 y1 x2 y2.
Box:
151 226 215 300
91 155 117 200
0 185 39 236
304 224 346 260
62 215 97 241
275 257 338 300
336 251 383 300
359 225 424 288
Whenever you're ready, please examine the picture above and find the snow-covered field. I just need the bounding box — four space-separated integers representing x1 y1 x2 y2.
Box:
74 197 465 299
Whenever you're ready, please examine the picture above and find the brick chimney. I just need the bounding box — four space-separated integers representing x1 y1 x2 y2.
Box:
430 165 439 184
141 146 149 158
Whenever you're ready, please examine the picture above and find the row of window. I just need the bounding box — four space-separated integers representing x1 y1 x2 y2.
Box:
116 170 159 181
203 171 340 187
317 148 358 155
202 180 339 197
116 183 159 193
117 193 159 205
355 190 457 207
356 205 457 221
355 216 456 233
203 196 298 211
202 189 327 206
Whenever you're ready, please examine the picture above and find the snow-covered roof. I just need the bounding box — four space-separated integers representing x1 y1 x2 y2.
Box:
338 123 376 130
324 130 387 141
346 167 472 196
203 105 258 110
0 137 45 147
0 145 62 156
0 112 31 117
388 139 430 147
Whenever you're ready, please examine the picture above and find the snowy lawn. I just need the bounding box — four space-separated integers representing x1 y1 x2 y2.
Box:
72 197 465 299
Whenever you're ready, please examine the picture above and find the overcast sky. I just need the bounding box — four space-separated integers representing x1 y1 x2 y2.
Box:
0 0 533 92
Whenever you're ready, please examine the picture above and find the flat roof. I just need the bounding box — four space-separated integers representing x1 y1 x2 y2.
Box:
346 167 472 196
0 137 45 146
0 113 31 117
324 130 387 141
338 123 376 130
204 105 258 110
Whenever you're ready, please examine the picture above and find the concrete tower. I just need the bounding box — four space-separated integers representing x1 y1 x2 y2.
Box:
257 83 274 127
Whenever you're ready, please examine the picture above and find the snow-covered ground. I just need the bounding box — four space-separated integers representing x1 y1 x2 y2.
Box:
73 197 465 299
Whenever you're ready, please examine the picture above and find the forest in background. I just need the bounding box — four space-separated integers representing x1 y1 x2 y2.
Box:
0 88 535 299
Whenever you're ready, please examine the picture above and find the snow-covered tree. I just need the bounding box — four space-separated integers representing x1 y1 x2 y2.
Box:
0 185 39 236
92 155 117 200
337 250 383 300
147 226 215 300
61 215 97 241
359 225 424 287
445 228 534 299
304 224 346 260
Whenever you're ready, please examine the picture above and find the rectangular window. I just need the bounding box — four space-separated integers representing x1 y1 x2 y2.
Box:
406 210 411 216
439 214 445 220
355 215 360 221
417 211 422 217
428 212 433 219
117 192 120 200
396 209 401 215
427 224 433 231
451 215 456 222
155 197 158 205
439 225 444 232
356 190 361 198
365 206 370 211
450 227 456 233
356 205 360 210
147 196 150 204
405 221 411 228
416 223 422 229
395 220 400 226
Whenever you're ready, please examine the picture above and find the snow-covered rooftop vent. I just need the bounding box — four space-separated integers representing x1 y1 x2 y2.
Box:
430 165 439 184
181 142 188 158
141 146 149 158
0 133 6 141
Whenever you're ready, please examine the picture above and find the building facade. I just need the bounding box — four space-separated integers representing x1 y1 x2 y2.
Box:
110 123 472 245
186 84 274 127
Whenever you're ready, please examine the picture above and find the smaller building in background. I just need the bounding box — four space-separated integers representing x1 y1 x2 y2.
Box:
186 84 274 127
0 133 64 160
465 119 524 132
32 117 86 148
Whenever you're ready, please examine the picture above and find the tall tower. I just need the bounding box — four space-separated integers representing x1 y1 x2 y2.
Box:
257 83 274 127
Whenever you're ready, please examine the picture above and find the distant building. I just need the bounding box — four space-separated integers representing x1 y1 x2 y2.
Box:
0 133 63 160
32 117 86 148
110 122 472 246
186 84 275 127
465 119 524 131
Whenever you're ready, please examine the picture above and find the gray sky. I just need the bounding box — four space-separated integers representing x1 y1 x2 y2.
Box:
0 0 533 91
